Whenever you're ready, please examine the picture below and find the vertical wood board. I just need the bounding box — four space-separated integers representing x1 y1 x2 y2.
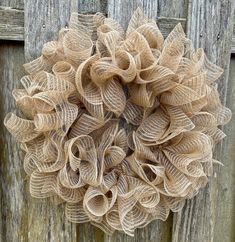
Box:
172 1 235 242
0 41 27 242
24 1 107 241
104 0 188 240
0 0 24 9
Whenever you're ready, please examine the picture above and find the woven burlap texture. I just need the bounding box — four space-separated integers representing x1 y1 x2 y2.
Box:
4 8 231 236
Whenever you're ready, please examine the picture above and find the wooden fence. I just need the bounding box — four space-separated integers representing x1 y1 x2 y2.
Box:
0 0 235 241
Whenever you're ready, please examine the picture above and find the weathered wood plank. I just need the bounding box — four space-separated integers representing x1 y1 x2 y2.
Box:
0 0 25 238
155 2 189 242
105 1 173 241
24 1 107 241
27 198 77 242
76 2 108 241
231 37 235 53
1 0 235 54
0 41 28 242
24 0 78 61
78 0 107 13
172 1 235 242
0 7 186 42
24 1 79 241
108 0 158 30
0 0 24 9
231 23 235 53
156 17 186 38
157 0 188 18
0 7 24 41
220 57 235 242
104 218 173 242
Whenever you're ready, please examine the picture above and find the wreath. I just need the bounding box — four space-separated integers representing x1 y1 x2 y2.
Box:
4 8 231 236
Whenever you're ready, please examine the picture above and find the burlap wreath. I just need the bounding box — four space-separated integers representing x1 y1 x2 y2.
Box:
4 8 231 236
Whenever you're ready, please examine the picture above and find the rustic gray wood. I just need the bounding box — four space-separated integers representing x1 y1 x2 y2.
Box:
157 0 188 18
104 1 176 241
0 0 23 9
231 24 235 53
78 0 107 13
24 1 107 241
0 42 27 242
1 0 235 53
71 3 108 241
24 1 79 241
172 1 235 242
25 0 77 61
0 0 25 241
157 17 186 38
231 37 235 53
155 2 189 242
221 57 235 242
104 218 173 242
108 0 158 30
0 7 187 42
0 7 24 41
231 15 235 53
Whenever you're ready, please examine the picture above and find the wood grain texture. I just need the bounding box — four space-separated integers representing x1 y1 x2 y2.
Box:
0 8 186 42
157 0 188 18
24 1 106 241
78 0 107 13
0 41 27 242
27 198 77 242
108 0 158 30
24 2 79 239
155 2 190 242
172 1 235 242
231 24 235 53
71 3 108 241
24 0 78 61
156 17 186 38
104 1 176 241
231 37 235 53
0 7 24 41
24 1 79 241
221 57 235 242
104 217 173 242
0 0 23 9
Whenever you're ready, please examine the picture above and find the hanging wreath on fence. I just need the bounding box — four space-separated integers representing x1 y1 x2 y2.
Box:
4 8 231 236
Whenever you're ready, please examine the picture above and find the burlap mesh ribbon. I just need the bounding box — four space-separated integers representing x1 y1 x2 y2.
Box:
4 8 231 236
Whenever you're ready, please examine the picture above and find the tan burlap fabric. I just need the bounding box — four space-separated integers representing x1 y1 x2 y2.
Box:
4 8 231 236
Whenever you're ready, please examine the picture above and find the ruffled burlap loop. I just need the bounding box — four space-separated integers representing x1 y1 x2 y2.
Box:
4 8 231 236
